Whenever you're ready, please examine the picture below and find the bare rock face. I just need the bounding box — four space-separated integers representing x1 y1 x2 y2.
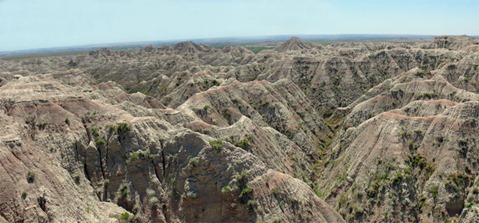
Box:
1 35 479 222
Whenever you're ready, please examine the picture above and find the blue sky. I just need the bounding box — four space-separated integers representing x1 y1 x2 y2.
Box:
0 0 478 51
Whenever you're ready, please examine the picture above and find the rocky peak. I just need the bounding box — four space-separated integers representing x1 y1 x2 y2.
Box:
174 41 209 53
276 37 313 52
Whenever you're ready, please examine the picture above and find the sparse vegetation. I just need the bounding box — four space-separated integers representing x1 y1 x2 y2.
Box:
338 194 347 208
129 151 140 160
234 138 251 150
127 149 153 163
149 197 160 208
209 139 223 151
91 126 100 137
117 122 131 135
415 69 430 78
427 185 439 201
240 186 253 198
5 35 479 223
221 185 233 193
445 172 469 193
187 157 200 169
95 137 105 146
26 170 35 183
118 212 131 221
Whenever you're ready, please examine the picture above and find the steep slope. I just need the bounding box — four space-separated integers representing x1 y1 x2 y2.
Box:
0 71 344 222
316 50 479 222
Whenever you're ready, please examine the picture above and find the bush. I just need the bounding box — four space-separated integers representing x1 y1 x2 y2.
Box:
240 186 253 198
235 138 251 150
117 180 129 200
415 69 430 78
367 180 380 198
392 172 404 185
118 212 130 221
95 137 105 146
236 170 249 182
221 185 232 193
26 171 35 183
187 157 200 169
91 126 100 137
107 124 117 134
209 139 223 151
21 191 27 199
129 152 139 161
407 152 428 169
338 194 347 208
149 197 159 208
354 206 364 217
427 185 439 200
117 122 131 135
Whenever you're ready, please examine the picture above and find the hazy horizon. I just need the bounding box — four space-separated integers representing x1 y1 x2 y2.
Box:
1 0 478 51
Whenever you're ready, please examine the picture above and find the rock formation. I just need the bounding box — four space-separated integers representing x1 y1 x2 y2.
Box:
0 36 478 222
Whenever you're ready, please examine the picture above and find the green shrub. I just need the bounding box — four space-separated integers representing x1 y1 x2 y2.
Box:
117 180 129 200
240 186 253 198
247 199 255 207
420 92 438 100
129 152 139 161
236 170 249 181
221 185 232 193
117 122 131 135
338 194 347 208
187 157 200 169
107 124 117 133
392 172 404 185
407 152 428 169
427 185 439 200
118 212 130 221
415 69 430 78
91 126 100 137
209 139 223 151
21 191 27 199
234 138 251 150
26 171 35 183
95 137 105 146
149 197 160 208
445 172 469 193
354 206 364 217
367 180 380 198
